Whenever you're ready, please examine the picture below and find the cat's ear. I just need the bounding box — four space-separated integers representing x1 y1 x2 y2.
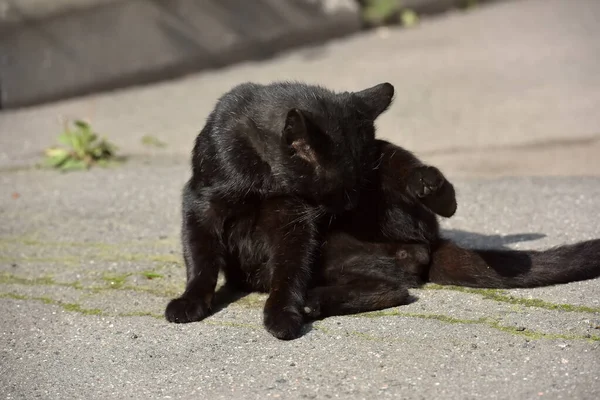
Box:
355 82 395 120
283 108 308 145
282 109 319 165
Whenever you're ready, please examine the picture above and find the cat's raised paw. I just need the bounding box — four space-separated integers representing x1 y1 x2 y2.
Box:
165 297 209 323
408 166 457 218
263 309 304 340
408 166 445 198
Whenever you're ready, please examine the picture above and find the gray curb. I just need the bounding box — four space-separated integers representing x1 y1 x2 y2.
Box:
0 0 360 109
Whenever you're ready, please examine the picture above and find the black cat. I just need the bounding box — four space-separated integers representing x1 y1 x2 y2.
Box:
165 81 394 339
303 139 600 320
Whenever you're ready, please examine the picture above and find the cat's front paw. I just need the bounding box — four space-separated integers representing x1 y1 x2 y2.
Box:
263 307 304 340
165 297 209 323
408 166 457 218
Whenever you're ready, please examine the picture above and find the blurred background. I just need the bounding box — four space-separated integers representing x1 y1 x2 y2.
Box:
0 0 599 176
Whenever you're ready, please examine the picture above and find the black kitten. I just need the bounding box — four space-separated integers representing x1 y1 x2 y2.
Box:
165 81 394 339
304 139 600 319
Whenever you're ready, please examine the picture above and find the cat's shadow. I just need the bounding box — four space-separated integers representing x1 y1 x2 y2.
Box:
210 284 315 337
211 284 251 315
441 229 546 250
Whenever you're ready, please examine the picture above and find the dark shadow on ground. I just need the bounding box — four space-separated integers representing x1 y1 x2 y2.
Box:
210 284 251 315
442 229 546 250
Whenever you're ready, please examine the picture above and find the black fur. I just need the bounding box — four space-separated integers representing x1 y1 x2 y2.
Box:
305 139 600 319
165 82 395 339
166 81 600 338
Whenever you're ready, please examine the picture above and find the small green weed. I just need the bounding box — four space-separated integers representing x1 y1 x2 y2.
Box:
362 0 403 26
400 9 419 27
361 0 419 27
44 120 118 171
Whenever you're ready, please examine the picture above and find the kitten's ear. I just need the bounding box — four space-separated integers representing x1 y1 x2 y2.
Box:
355 82 395 120
282 109 319 165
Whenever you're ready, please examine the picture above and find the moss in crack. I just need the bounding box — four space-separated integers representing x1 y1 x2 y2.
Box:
141 271 164 280
119 311 162 320
102 273 130 289
62 303 103 315
0 292 103 316
355 309 600 342
424 284 600 313
0 271 181 298
0 235 177 249
0 255 79 266
119 284 181 298
233 293 266 309
0 273 56 286
0 253 183 268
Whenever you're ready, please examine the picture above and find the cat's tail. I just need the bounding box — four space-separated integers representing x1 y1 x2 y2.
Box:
427 238 600 288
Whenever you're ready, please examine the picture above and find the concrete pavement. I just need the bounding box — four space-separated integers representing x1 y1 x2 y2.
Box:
1 169 599 399
1 0 599 398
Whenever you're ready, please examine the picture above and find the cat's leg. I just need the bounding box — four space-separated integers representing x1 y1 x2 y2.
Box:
376 140 456 218
165 189 227 324
304 256 409 319
303 280 409 319
407 165 457 218
304 245 429 319
259 198 320 340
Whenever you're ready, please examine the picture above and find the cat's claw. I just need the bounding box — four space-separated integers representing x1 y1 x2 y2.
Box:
263 309 304 340
165 297 209 323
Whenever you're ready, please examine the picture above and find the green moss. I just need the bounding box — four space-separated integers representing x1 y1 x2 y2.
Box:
0 235 177 250
234 293 266 308
123 284 182 298
355 309 600 342
0 292 29 301
102 273 129 289
0 292 103 316
141 271 163 280
0 273 55 286
119 311 163 320
62 303 103 315
362 0 402 25
424 284 600 313
0 291 166 319
0 256 79 266
0 271 180 299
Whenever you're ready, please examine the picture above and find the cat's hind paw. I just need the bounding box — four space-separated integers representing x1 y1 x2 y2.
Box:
165 297 210 323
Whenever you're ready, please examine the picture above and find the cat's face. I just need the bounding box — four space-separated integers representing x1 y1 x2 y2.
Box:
282 83 394 213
